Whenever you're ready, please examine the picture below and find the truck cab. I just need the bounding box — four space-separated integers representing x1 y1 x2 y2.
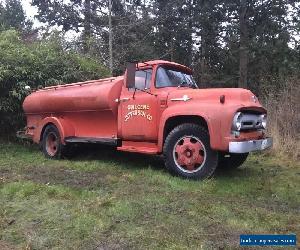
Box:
21 60 273 180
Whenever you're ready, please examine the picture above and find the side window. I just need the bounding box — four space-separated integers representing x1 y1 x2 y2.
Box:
156 67 170 88
133 69 152 90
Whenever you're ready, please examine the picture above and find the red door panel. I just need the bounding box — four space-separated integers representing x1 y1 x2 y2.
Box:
119 90 158 142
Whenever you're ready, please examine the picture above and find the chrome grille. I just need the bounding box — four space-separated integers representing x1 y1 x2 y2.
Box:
232 112 267 131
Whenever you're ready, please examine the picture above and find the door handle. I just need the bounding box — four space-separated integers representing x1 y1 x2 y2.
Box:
115 97 130 103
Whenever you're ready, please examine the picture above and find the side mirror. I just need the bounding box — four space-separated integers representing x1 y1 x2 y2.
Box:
125 62 136 89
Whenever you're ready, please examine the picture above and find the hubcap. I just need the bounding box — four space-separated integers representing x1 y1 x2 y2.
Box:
46 132 58 156
173 136 206 173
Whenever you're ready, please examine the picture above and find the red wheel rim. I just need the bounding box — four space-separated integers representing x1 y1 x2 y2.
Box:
46 132 58 156
173 136 206 173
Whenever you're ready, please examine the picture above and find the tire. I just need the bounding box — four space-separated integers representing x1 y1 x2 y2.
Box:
163 123 218 180
218 153 249 169
42 124 64 159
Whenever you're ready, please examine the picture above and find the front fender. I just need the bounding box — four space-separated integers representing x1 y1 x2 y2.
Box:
34 117 75 144
157 102 222 152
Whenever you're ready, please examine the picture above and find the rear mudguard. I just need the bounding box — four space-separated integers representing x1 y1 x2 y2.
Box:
34 117 75 144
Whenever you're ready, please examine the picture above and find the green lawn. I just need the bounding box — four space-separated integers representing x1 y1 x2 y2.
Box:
0 142 299 249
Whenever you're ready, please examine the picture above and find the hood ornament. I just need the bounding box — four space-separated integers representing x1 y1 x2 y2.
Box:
170 95 191 102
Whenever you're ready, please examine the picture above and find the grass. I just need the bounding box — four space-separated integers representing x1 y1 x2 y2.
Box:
263 79 300 160
0 142 299 249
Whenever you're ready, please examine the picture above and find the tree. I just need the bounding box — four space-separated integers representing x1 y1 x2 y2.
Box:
32 0 100 53
0 30 109 136
219 0 300 90
32 0 151 73
238 0 249 88
87 0 158 75
30 0 300 89
192 0 226 86
248 0 299 86
0 0 32 32
152 0 193 65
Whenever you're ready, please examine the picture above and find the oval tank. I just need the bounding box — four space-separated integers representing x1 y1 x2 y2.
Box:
23 77 123 114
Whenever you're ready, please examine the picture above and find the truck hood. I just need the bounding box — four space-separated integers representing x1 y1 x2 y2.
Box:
166 88 265 111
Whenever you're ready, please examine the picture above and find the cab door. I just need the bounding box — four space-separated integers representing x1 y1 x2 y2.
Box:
118 69 159 142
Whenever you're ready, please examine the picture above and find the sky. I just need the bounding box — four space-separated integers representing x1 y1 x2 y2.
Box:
21 0 80 40
21 0 36 18
21 0 41 28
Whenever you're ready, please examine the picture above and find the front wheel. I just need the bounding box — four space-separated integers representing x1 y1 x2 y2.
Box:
163 123 218 180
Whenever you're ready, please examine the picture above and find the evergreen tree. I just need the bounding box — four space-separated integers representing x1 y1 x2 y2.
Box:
31 0 300 89
0 0 32 32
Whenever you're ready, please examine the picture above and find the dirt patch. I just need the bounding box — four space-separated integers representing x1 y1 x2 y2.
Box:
0 166 114 189
95 240 131 250
0 169 11 181
24 166 112 189
0 240 16 250
199 218 249 249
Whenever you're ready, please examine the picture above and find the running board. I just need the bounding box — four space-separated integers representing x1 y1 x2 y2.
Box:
65 136 120 146
117 141 159 155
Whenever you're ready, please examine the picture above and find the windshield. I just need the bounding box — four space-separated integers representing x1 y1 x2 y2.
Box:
155 67 198 88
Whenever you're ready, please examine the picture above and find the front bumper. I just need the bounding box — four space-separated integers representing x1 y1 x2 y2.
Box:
229 137 273 153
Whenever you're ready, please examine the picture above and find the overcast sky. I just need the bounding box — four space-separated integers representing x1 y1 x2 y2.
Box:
21 0 81 39
22 0 40 27
22 0 36 18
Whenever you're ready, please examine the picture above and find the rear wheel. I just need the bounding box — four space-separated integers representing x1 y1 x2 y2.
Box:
163 123 218 180
218 153 249 169
42 124 64 159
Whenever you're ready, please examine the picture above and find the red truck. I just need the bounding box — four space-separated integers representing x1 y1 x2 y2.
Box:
21 60 272 179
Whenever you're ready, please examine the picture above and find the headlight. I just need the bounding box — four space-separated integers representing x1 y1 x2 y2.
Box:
232 112 243 131
260 114 267 129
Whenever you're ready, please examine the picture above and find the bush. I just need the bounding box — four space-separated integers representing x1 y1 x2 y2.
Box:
0 30 110 137
263 78 300 160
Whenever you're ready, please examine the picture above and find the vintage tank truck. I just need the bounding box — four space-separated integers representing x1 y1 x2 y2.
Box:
21 60 273 179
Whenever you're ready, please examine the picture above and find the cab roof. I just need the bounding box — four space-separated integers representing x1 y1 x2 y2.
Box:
138 60 193 74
